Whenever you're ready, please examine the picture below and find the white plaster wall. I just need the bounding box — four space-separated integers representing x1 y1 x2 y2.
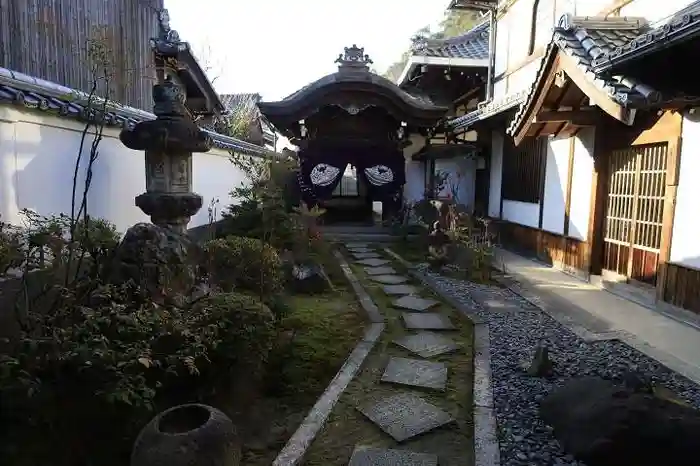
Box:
620 0 696 24
488 131 504 218
670 116 700 269
402 134 426 203
572 0 612 15
0 106 251 232
507 59 542 95
502 200 540 227
540 136 570 235
435 157 476 210
568 127 595 240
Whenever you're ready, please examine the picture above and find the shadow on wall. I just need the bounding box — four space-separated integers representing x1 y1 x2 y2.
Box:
567 130 595 239
10 120 148 230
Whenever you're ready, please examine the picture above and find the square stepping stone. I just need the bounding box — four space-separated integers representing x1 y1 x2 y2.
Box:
364 266 397 276
349 446 438 466
383 284 419 296
370 274 408 285
353 252 381 259
392 296 440 312
347 247 374 254
357 258 391 267
393 332 459 358
346 242 369 248
381 357 447 391
402 312 455 330
357 392 454 442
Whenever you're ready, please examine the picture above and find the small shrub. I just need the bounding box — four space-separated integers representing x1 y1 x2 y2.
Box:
0 285 275 466
204 235 284 294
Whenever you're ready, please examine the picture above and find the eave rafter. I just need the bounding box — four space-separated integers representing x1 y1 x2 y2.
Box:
512 50 634 146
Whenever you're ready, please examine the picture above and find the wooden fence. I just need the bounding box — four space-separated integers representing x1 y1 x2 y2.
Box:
0 0 163 109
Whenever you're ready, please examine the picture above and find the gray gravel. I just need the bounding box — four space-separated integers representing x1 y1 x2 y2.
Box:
415 265 700 466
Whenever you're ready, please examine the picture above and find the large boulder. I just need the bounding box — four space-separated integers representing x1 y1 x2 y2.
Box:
288 262 331 294
540 376 700 466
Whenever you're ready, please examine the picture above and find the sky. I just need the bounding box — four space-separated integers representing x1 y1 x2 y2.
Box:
165 0 449 101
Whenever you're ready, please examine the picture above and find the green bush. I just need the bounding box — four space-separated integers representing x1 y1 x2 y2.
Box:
204 235 284 294
0 286 275 466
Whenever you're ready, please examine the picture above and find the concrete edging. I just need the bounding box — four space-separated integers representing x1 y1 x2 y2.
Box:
272 251 384 466
383 247 501 466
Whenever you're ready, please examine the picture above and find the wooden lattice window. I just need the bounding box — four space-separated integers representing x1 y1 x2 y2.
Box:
502 137 546 203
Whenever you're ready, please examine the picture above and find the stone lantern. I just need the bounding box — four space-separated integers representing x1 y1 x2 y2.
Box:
119 78 210 233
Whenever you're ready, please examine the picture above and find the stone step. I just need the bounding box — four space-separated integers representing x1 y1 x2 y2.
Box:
357 258 392 267
392 295 440 312
357 392 454 443
393 331 459 358
369 274 408 284
353 252 382 259
382 284 419 296
348 446 438 465
402 312 455 330
381 357 447 391
364 266 398 276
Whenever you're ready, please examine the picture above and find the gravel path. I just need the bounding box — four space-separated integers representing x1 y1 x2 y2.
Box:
416 265 700 466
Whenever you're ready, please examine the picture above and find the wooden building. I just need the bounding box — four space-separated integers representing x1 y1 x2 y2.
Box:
447 0 700 315
396 20 490 213
0 0 164 109
258 45 447 223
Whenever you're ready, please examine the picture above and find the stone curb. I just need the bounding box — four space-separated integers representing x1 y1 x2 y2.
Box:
334 250 384 323
491 260 700 387
384 247 501 466
272 251 385 466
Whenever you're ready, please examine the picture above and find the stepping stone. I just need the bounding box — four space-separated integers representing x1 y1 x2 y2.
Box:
357 392 454 442
357 258 391 267
346 242 369 248
347 247 374 254
364 266 397 276
353 252 381 259
393 332 459 358
381 357 447 391
392 296 440 312
383 284 419 296
349 446 438 466
402 312 455 330
370 274 408 285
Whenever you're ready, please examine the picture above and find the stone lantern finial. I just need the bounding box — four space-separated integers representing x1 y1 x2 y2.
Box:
119 78 211 233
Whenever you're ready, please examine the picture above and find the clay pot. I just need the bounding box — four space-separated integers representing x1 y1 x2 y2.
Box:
131 404 240 466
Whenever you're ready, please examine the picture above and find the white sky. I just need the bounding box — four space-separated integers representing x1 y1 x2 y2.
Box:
165 0 449 101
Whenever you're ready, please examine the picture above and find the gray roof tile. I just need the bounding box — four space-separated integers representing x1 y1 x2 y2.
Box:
507 14 659 136
592 2 700 71
0 66 272 157
416 21 490 60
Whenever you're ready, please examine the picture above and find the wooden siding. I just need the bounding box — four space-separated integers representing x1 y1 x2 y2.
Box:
0 0 163 110
660 263 700 314
496 220 590 279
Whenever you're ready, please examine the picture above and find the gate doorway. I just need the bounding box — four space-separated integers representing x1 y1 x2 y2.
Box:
602 143 668 286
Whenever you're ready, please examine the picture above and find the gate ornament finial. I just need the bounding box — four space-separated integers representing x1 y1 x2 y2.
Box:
335 44 373 71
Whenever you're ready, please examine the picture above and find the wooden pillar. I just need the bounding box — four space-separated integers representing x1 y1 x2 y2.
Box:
586 131 609 276
656 133 683 301
561 136 576 264
536 138 547 259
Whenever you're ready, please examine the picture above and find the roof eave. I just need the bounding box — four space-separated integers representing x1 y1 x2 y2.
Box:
397 55 488 87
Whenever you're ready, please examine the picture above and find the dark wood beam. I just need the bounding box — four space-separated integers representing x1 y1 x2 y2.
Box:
535 110 600 126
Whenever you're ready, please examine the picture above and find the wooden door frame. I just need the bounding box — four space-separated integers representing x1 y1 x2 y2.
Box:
586 111 682 296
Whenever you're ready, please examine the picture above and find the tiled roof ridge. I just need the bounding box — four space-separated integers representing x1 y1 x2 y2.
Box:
506 13 654 136
415 20 490 59
0 66 273 157
591 3 700 70
557 14 648 31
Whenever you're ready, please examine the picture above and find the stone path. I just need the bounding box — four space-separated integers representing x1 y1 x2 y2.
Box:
335 243 470 465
